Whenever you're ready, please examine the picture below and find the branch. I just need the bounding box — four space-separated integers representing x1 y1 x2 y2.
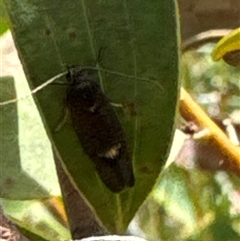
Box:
179 87 240 176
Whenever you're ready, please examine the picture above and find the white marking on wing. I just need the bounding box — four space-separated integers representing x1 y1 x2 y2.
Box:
99 143 122 159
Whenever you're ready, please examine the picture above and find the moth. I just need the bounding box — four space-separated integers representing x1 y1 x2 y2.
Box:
66 67 135 193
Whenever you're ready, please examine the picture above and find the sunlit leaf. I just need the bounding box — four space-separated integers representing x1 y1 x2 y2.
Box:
0 0 9 35
0 76 60 199
153 165 198 231
1 198 70 241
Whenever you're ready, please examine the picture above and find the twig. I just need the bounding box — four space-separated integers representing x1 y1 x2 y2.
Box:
181 29 233 52
179 87 240 176
42 196 69 228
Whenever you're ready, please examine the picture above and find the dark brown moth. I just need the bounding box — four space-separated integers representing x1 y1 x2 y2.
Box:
66 67 135 193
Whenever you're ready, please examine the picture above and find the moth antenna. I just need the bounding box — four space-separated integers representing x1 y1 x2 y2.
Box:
70 66 163 90
50 81 69 86
100 68 164 90
66 65 162 90
0 67 163 106
0 71 67 106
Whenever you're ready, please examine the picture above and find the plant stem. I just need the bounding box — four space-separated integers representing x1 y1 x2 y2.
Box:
179 87 240 176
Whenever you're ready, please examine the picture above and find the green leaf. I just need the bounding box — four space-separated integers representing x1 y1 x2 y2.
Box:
4 0 180 232
1 198 70 241
0 0 9 35
0 76 60 199
153 165 198 230
15 225 49 241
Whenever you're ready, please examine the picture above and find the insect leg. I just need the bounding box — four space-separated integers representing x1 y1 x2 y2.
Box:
55 107 69 133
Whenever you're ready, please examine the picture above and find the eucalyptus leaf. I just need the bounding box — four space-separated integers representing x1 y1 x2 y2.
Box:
0 76 60 199
15 225 49 241
1 198 70 241
5 0 180 232
153 165 197 230
0 0 9 35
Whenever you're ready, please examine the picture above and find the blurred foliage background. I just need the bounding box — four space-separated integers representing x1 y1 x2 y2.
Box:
127 44 240 241
1 0 240 240
183 44 240 119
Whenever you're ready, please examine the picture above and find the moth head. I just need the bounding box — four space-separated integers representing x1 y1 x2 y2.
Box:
66 68 102 111
66 67 88 84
